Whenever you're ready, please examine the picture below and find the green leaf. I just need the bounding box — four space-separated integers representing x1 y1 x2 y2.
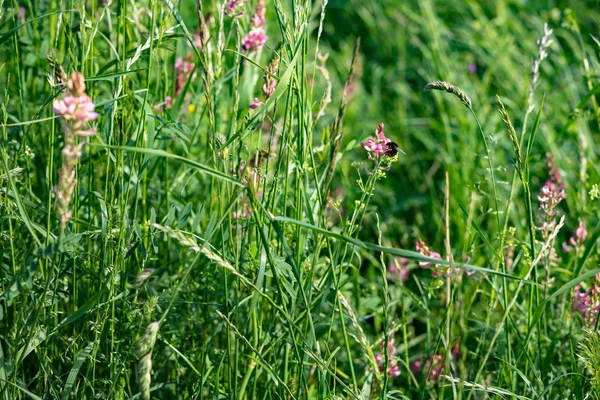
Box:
164 205 176 227
178 202 192 229
458 202 502 262
191 205 203 233
274 216 529 282
61 343 94 400
133 220 142 239
220 47 302 149
91 144 243 187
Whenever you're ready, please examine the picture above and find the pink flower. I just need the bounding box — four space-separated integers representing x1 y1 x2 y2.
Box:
571 219 587 245
174 56 197 96
376 337 400 378
451 338 461 360
564 219 587 252
410 358 422 376
425 355 443 381
226 0 247 17
53 93 98 137
388 258 409 281
360 123 392 160
411 355 443 382
251 0 266 27
573 274 600 328
242 28 268 52
249 97 263 109
192 27 207 49
415 239 441 269
165 96 173 109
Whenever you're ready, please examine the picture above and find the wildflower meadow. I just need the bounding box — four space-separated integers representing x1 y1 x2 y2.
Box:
2 0 600 398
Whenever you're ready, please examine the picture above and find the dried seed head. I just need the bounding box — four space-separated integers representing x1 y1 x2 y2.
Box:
424 80 472 109
135 321 160 358
46 54 67 88
135 268 156 287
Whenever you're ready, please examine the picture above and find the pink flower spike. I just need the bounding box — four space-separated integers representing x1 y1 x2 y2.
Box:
249 97 263 109
251 0 266 27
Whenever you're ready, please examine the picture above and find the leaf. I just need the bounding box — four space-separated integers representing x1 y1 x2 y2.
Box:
51 291 102 335
525 94 545 165
220 47 302 149
458 202 502 262
92 191 108 238
204 212 218 241
273 216 529 282
133 220 142 239
164 205 176 227
61 342 94 400
0 341 9 400
0 380 42 400
0 10 65 46
91 144 243 187
191 205 203 233
178 202 192 229
16 328 46 364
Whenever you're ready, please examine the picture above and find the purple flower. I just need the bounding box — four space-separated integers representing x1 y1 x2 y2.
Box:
242 28 268 52
360 123 392 160
468 63 477 74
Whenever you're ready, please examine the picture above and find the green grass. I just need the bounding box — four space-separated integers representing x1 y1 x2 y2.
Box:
1 0 600 398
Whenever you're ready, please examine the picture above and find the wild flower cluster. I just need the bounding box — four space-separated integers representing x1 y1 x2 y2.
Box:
536 153 566 267
52 72 98 232
242 0 267 52
360 123 398 160
574 274 600 329
415 238 443 277
388 257 409 282
375 337 401 377
410 354 443 383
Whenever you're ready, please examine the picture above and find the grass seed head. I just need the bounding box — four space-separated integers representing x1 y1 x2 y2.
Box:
424 80 472 109
135 321 160 359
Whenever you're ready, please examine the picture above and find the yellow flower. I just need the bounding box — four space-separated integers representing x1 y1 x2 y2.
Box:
187 104 196 113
